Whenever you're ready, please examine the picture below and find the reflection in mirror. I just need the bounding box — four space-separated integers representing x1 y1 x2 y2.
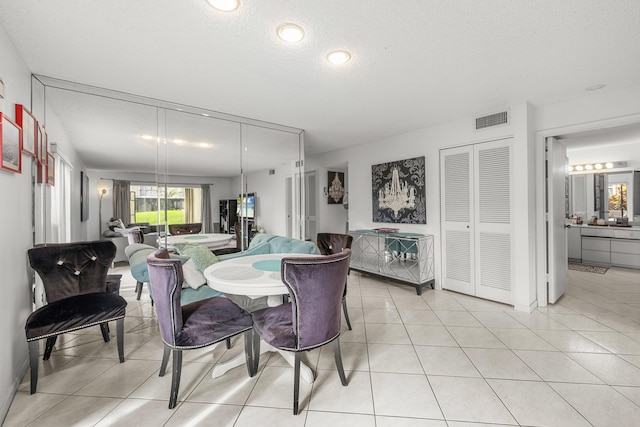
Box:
39 76 305 248
570 171 635 224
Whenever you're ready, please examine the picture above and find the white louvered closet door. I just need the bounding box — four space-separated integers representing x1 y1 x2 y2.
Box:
474 139 513 304
440 139 513 304
440 146 475 295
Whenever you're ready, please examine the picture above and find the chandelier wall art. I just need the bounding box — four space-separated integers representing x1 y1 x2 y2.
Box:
327 171 345 204
371 156 426 224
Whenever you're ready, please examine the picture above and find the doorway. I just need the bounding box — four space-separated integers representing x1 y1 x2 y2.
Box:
537 118 640 306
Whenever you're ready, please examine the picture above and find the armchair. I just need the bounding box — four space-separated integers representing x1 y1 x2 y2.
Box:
26 240 127 394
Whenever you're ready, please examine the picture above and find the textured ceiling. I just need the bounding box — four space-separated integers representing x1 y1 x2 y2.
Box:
1 0 639 174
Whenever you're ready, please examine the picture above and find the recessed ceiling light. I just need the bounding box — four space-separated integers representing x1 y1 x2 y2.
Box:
173 139 185 145
327 50 351 65
206 0 239 12
199 143 210 148
140 134 154 140
585 84 606 91
277 23 305 43
202 113 210 117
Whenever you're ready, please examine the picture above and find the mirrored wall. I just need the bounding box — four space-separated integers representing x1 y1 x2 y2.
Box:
32 75 305 247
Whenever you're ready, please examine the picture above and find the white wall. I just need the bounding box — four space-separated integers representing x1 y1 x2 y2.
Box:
0 24 34 421
306 103 536 311
315 166 348 235
232 161 297 237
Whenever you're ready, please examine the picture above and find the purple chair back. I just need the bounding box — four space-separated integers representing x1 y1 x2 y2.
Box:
281 249 351 350
28 240 116 303
127 228 145 244
146 249 184 347
317 233 353 255
169 223 202 235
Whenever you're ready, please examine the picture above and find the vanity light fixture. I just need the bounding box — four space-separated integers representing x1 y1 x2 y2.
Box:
277 24 305 43
569 161 627 174
326 50 351 65
206 0 239 12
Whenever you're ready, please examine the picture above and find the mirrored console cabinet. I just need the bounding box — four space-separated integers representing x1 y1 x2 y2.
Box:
349 230 435 295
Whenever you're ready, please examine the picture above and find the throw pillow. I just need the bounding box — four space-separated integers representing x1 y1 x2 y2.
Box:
181 259 207 289
174 243 219 272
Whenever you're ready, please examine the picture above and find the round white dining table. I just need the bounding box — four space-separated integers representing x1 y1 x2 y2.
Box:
203 253 315 383
159 233 233 250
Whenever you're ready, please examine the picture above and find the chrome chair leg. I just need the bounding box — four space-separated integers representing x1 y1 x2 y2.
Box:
135 281 143 300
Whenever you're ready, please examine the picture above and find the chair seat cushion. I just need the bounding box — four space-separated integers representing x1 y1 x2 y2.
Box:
26 293 127 340
175 296 252 348
250 303 297 350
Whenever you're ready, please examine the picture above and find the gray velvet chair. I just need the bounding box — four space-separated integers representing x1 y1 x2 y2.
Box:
26 240 127 394
146 249 258 409
317 233 354 330
250 250 351 414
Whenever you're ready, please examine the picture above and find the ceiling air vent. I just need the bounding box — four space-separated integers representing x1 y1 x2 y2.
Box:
475 110 509 130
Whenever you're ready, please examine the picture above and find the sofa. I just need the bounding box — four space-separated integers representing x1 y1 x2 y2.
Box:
216 233 317 261
125 234 317 305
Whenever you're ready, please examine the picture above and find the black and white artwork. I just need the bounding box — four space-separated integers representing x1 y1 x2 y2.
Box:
327 171 345 204
372 156 426 223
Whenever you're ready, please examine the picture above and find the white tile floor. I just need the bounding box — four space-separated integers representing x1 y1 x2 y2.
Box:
5 264 640 426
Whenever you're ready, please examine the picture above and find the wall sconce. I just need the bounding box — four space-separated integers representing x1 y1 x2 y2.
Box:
568 161 627 174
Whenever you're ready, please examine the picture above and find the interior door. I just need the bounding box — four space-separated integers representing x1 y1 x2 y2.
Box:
285 177 292 238
474 139 513 304
440 146 475 295
547 137 569 303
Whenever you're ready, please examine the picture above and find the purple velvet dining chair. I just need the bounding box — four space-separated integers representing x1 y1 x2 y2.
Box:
146 249 259 409
250 249 352 414
317 233 354 330
26 240 127 394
